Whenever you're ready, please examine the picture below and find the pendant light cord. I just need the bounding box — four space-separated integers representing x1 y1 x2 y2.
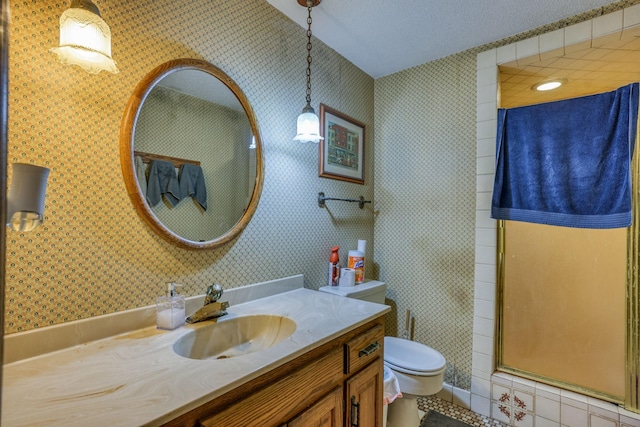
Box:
305 2 313 106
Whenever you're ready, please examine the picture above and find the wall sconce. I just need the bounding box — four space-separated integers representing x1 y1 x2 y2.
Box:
293 0 324 143
50 0 118 74
6 163 50 232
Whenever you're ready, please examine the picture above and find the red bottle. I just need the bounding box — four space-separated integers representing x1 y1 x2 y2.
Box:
328 246 340 286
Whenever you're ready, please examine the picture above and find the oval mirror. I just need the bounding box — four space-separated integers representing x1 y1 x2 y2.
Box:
120 58 264 250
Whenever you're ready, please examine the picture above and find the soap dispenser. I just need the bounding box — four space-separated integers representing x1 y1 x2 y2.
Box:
156 282 185 330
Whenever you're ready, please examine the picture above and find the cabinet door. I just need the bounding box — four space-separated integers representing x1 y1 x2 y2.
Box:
287 386 343 427
345 360 382 427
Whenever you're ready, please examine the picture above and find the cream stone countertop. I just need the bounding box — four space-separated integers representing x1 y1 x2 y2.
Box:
2 286 389 426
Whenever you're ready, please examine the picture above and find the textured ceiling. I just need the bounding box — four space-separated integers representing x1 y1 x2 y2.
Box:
266 0 620 78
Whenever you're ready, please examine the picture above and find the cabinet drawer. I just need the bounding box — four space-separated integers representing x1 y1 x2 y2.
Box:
344 324 383 374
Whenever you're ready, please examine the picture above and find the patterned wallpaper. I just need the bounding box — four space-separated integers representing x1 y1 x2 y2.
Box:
374 50 478 389
5 0 374 333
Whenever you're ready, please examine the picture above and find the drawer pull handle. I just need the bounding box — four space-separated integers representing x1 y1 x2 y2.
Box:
358 341 380 357
350 396 360 427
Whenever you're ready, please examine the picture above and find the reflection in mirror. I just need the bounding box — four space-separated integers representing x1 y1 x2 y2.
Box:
120 59 263 250
136 76 254 241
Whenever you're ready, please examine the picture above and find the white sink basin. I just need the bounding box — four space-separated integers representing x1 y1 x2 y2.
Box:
173 314 297 360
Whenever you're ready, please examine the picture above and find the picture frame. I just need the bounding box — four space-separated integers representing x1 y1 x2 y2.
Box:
319 104 365 185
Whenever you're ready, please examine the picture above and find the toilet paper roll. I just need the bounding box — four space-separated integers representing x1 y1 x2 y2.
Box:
340 268 356 287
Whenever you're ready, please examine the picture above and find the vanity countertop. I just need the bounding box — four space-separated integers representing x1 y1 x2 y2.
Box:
2 287 389 426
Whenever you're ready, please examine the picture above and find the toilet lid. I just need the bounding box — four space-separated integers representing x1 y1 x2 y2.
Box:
384 336 446 374
384 360 445 376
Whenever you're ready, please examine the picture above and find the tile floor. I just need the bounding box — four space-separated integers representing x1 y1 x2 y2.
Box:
419 395 506 427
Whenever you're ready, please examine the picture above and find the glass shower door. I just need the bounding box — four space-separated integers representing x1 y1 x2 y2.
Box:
498 220 626 401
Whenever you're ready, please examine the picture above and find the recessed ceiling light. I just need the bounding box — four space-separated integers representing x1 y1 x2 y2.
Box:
532 79 566 92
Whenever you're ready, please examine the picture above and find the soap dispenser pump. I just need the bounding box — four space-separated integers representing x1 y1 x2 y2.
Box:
156 282 185 330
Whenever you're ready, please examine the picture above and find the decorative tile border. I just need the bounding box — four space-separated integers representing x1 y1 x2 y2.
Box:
484 372 640 427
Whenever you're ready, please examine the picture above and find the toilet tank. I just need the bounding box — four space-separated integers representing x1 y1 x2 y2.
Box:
318 280 387 304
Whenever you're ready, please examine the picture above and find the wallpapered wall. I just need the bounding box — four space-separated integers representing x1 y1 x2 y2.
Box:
5 0 374 332
374 51 478 389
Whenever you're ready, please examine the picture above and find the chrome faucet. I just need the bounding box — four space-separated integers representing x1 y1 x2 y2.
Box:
186 284 230 324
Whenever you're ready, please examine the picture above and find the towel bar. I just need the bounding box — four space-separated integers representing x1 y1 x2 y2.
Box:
317 192 372 209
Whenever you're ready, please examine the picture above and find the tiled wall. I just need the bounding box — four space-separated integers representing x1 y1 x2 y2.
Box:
5 0 374 333
489 372 640 427
473 3 640 426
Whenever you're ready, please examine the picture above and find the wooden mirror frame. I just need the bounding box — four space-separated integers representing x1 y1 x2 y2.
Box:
120 58 264 250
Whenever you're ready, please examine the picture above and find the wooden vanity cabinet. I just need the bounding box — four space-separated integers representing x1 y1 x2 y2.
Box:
163 316 384 427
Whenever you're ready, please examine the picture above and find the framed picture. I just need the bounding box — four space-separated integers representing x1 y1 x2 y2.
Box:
319 104 365 185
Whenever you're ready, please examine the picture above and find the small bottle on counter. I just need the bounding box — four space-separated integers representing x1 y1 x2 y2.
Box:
328 246 341 286
156 282 185 330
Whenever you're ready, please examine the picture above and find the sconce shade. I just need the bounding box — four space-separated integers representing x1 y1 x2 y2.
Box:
6 163 50 232
50 0 118 74
293 104 324 143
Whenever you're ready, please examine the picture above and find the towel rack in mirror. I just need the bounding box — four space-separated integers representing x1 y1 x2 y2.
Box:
134 151 200 168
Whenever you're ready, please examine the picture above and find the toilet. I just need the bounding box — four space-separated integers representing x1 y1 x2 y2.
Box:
319 280 446 427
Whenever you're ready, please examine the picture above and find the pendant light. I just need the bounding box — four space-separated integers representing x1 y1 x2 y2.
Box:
50 0 118 74
293 0 324 143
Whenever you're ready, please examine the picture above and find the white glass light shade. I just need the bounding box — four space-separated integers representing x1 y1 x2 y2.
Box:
50 4 118 74
293 110 324 143
6 164 50 232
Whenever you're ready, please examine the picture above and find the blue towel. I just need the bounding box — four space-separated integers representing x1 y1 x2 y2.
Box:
146 160 181 207
178 163 207 211
491 83 638 229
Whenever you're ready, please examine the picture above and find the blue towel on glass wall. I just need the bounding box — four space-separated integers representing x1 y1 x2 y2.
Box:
491 82 639 229
146 160 181 208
